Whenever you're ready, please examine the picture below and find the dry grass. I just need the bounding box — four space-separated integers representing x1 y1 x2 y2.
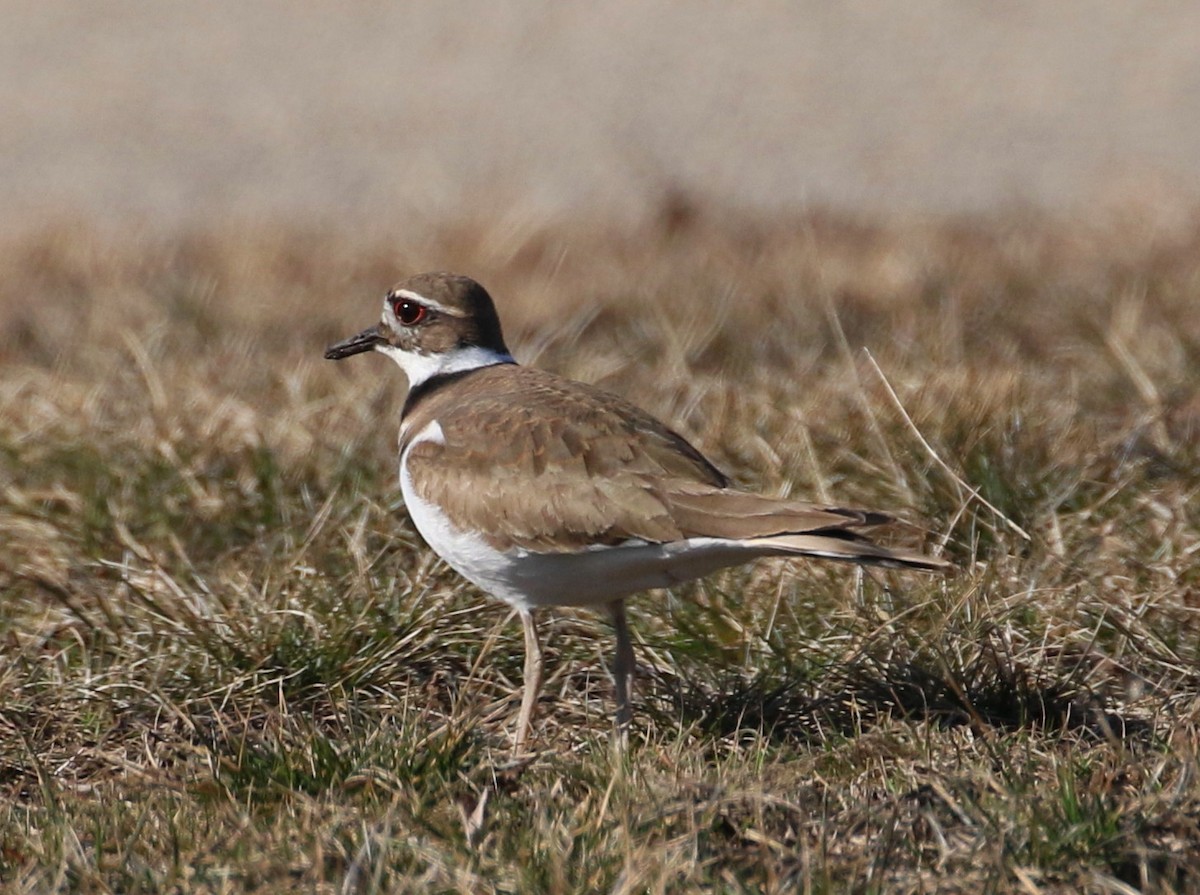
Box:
1 203 1198 892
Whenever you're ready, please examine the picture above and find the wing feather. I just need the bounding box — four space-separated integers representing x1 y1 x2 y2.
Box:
402 365 943 571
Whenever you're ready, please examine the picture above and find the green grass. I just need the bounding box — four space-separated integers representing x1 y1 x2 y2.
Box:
1 208 1199 891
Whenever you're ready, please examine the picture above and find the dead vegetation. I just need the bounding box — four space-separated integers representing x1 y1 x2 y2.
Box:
1 203 1198 892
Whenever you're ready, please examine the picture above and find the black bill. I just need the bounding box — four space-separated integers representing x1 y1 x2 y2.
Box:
325 324 386 360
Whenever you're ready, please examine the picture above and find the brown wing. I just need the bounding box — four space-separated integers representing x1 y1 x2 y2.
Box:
662 485 892 540
656 484 949 570
402 364 909 554
402 365 725 551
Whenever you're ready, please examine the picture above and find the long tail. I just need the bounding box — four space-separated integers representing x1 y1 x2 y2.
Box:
745 532 951 572
662 485 950 572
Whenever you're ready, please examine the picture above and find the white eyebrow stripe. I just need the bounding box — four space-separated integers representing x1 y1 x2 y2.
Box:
392 289 465 317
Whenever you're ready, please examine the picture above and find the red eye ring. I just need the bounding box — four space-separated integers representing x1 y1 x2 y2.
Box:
393 298 428 326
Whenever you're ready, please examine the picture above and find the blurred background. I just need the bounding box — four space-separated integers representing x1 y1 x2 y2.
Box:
7 1 1200 235
6 6 1200 888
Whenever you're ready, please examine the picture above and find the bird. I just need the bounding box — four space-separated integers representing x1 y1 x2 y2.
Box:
325 272 948 752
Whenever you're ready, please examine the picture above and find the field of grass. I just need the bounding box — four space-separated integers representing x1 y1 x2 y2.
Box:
1 205 1198 893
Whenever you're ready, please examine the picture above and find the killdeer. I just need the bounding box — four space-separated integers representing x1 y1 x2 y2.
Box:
326 272 948 751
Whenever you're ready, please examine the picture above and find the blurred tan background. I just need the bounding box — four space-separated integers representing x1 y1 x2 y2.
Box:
5 1 1200 233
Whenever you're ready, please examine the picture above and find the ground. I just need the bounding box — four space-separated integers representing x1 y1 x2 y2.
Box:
1 205 1198 892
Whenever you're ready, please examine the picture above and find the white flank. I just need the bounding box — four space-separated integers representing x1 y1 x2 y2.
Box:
377 343 514 390
398 425 779 612
499 538 769 609
399 417 523 601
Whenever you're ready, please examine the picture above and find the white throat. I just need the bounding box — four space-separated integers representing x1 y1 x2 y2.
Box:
376 343 515 389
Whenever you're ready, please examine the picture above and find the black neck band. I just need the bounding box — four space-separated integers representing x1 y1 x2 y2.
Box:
401 366 488 420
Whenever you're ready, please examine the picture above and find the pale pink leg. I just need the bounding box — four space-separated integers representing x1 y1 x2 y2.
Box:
514 609 542 753
608 599 634 745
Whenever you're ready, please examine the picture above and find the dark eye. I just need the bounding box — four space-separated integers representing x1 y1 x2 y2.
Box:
393 299 428 326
